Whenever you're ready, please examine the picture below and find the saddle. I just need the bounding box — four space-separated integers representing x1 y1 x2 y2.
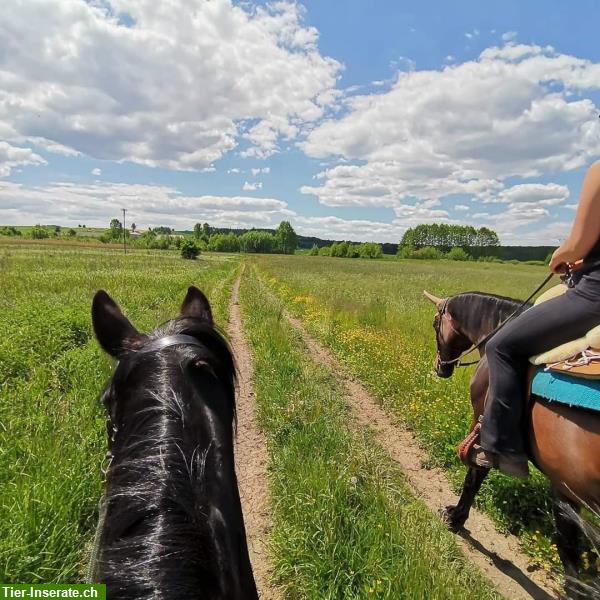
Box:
529 284 600 379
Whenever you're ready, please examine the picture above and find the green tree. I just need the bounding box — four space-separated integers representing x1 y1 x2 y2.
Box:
180 239 199 259
275 221 298 254
131 223 136 232
309 244 319 256
193 223 203 239
67 228 76 237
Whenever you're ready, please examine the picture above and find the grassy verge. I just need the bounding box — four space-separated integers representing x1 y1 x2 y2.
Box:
0 244 239 582
253 254 565 571
240 269 501 599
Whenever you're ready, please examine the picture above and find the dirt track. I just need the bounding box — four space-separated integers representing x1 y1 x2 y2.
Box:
229 275 279 599
283 309 560 600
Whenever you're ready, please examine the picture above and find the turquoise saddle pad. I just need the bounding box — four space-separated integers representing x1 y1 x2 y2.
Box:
532 368 600 412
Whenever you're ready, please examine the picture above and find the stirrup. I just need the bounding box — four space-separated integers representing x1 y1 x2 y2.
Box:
457 416 484 468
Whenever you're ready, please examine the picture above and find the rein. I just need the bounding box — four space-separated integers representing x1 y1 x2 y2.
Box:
437 271 556 368
86 333 205 584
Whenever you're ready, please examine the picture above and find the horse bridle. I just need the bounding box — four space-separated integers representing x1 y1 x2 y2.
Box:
434 300 472 368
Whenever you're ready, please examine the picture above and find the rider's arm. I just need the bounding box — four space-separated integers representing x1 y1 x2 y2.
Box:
550 161 600 272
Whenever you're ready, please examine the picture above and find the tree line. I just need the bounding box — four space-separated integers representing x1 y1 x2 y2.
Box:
399 224 500 250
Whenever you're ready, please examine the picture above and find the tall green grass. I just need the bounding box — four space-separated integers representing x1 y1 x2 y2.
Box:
0 244 239 582
255 255 564 570
240 270 501 599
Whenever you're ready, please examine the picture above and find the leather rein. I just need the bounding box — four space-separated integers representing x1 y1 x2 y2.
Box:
435 272 556 369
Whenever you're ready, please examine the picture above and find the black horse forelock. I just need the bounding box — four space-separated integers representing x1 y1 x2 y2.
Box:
97 317 238 598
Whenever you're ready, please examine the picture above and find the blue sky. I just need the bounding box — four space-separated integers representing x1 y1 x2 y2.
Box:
1 0 600 243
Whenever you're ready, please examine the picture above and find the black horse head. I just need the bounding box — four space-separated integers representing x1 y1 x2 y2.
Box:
91 286 257 600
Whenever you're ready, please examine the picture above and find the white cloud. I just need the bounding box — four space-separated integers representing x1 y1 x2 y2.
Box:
242 181 263 191
227 168 241 174
502 31 517 42
0 141 46 177
493 182 569 206
251 167 271 176
454 204 469 211
0 0 341 171
0 181 293 230
300 43 600 238
295 215 405 243
91 168 102 176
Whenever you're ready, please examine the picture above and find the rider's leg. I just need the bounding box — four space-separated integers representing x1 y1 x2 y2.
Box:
480 273 600 471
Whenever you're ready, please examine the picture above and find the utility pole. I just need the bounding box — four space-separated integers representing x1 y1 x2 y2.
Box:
122 208 127 254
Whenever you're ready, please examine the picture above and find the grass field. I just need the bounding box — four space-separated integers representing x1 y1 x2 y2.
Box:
0 244 239 582
3 242 596 592
252 254 566 570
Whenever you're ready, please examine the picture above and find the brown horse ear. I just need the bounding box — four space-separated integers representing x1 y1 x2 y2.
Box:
180 286 213 325
92 290 144 357
423 290 445 309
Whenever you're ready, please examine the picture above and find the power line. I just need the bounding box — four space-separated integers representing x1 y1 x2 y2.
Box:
122 208 127 254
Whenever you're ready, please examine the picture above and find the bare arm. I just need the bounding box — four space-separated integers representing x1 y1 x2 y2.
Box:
549 161 600 272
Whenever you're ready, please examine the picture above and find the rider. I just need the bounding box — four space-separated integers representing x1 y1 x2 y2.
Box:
476 161 600 477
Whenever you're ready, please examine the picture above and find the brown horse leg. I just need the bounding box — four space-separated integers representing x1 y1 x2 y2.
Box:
440 466 490 531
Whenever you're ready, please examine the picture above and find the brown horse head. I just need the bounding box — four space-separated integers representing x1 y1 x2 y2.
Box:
423 290 473 378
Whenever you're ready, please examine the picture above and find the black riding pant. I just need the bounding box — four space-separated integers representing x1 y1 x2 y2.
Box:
481 269 600 455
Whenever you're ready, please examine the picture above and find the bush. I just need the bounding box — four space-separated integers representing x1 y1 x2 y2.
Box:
446 247 470 261
180 239 199 260
208 233 240 253
358 242 383 259
397 245 443 260
309 244 319 256
318 246 331 256
30 225 50 239
239 230 275 253
477 255 502 263
396 245 415 259
0 226 22 237
67 229 76 237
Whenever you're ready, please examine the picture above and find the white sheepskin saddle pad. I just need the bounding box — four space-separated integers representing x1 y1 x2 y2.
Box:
529 284 600 365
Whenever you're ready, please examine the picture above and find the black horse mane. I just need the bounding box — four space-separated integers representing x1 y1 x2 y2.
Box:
97 316 237 598
447 291 531 341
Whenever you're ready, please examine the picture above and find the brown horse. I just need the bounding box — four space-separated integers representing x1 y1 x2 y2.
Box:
424 290 600 585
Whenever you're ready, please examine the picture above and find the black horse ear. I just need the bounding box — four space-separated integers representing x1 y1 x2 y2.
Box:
180 286 213 325
92 290 143 357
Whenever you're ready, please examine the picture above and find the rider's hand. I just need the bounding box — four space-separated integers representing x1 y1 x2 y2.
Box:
549 244 580 273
